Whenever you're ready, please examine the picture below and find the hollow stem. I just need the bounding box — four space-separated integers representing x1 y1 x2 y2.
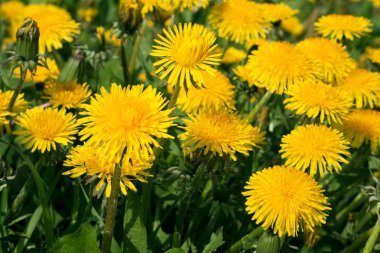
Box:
226 227 264 253
246 92 271 123
362 220 380 253
128 22 147 81
120 38 130 85
8 70 26 112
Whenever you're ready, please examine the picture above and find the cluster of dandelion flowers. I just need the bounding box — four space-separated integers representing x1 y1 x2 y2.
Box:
337 110 380 153
337 69 380 108
151 23 221 89
13 58 60 83
260 3 298 23
314 14 372 41
176 70 235 113
280 124 350 177
44 81 91 109
284 82 352 125
247 41 315 95
366 47 380 65
79 83 175 161
15 107 79 153
63 143 153 197
208 0 271 44
178 107 264 161
296 38 355 83
10 4 80 52
222 47 247 65
243 166 330 237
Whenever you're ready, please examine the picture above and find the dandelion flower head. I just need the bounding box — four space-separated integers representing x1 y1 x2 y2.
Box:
315 14 372 41
79 84 176 161
179 107 263 160
284 81 352 124
242 165 331 237
280 124 350 176
15 107 79 153
151 23 221 90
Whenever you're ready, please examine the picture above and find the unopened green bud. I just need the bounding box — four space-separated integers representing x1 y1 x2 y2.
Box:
119 0 143 35
58 48 86 83
256 230 280 253
16 17 40 62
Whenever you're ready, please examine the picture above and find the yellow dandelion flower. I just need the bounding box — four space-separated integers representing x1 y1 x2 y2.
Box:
0 90 28 114
242 165 330 237
77 8 98 23
176 70 235 112
373 0 380 8
178 107 262 161
222 47 247 64
260 3 298 23
296 38 356 83
13 58 60 83
10 4 80 52
281 17 304 36
0 112 13 126
233 64 259 87
366 47 380 65
208 0 271 44
315 14 372 41
245 37 268 51
247 41 315 95
63 143 153 197
96 26 122 47
337 69 380 108
79 83 175 161
150 23 221 89
337 109 380 153
44 81 91 109
280 124 350 176
284 81 352 124
0 1 24 20
15 107 79 153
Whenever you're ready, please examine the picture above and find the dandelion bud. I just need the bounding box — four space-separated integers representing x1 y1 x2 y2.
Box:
16 17 40 62
57 48 86 83
119 0 143 35
256 231 280 253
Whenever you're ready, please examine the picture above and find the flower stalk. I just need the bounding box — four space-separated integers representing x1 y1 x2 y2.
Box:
363 220 380 253
246 92 271 123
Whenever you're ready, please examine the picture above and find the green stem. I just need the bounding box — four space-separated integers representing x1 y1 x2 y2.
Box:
120 39 130 85
246 92 271 123
167 82 181 109
128 22 147 81
226 227 264 253
336 193 366 227
101 151 126 253
8 71 26 112
363 221 380 253
342 228 372 253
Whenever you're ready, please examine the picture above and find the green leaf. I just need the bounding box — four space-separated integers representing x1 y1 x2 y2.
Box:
202 227 225 253
164 249 186 253
50 223 101 253
123 191 147 253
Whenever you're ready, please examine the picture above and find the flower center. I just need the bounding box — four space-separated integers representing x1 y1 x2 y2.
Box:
173 36 206 67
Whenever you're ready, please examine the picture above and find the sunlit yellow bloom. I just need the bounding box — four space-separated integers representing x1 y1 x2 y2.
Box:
77 8 98 23
337 109 380 153
260 3 298 23
79 84 175 161
366 47 380 65
285 82 352 124
96 26 122 47
242 165 330 237
296 38 355 83
0 90 28 114
337 69 380 108
280 124 350 176
63 143 153 197
9 4 80 52
179 107 262 160
13 58 60 83
44 81 91 109
281 17 304 36
222 47 247 64
15 107 79 153
315 14 372 41
0 1 24 20
151 23 221 89
247 41 315 95
208 0 271 44
176 70 235 112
